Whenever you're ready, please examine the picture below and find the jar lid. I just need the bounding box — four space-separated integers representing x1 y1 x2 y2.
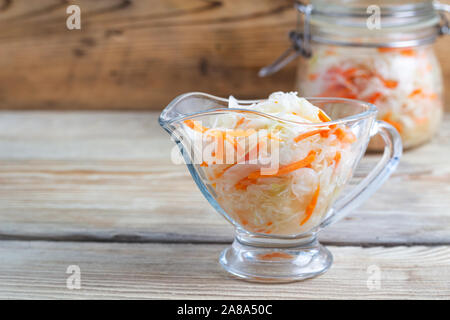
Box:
305 0 446 47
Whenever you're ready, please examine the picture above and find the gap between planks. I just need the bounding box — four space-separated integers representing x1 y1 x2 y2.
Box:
1 234 450 248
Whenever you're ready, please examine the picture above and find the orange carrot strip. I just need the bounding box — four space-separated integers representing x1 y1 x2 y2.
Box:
246 150 316 181
215 164 235 179
342 67 358 78
294 129 329 143
367 92 383 104
382 78 398 89
235 117 245 128
409 89 422 98
235 151 317 190
184 119 208 133
273 151 317 176
333 151 341 167
253 150 316 179
226 129 256 137
259 252 293 260
268 132 283 141
308 73 318 81
300 184 320 226
318 110 331 122
377 47 397 53
382 112 403 133
400 48 415 56
235 177 253 190
334 128 357 144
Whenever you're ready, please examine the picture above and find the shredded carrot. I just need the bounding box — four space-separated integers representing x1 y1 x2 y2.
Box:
414 116 428 125
213 131 225 162
235 117 245 128
342 67 358 78
409 89 422 98
235 178 251 190
267 132 283 141
320 129 332 138
382 112 403 133
294 129 329 143
334 127 357 144
184 119 208 133
272 150 316 176
215 164 236 179
367 92 383 104
184 119 195 129
300 184 320 226
259 252 293 260
333 151 341 167
212 183 216 188
377 47 397 53
266 222 273 226
318 110 331 122
308 73 318 81
381 78 398 89
235 151 317 190
200 161 208 167
378 47 415 56
400 48 415 56
243 139 265 163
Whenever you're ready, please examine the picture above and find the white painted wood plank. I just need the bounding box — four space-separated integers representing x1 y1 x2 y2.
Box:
0 241 448 299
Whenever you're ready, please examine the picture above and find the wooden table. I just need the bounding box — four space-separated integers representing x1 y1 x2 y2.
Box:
0 111 449 299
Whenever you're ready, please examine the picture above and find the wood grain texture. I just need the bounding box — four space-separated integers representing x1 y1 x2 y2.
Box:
0 0 295 110
0 241 449 299
0 0 448 110
0 111 449 245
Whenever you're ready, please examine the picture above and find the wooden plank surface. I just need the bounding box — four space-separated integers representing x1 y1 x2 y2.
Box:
0 111 449 245
0 0 295 110
0 241 449 299
0 0 448 111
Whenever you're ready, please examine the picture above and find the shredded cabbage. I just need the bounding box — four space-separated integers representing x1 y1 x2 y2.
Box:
298 45 443 149
183 92 357 235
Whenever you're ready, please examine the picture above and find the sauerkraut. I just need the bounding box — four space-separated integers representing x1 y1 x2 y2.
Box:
297 44 443 149
182 92 357 235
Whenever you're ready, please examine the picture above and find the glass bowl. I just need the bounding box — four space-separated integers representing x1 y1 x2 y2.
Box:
159 93 402 282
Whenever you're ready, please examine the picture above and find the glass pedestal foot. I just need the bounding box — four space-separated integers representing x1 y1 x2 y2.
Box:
219 234 333 283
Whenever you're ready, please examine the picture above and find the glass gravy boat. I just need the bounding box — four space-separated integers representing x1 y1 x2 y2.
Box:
159 93 402 282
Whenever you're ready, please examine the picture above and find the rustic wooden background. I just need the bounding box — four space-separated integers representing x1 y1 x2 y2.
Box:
0 0 448 110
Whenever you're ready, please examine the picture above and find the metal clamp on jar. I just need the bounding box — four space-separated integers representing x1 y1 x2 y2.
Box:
261 0 449 150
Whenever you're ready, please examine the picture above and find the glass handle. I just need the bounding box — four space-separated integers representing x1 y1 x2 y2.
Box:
320 121 402 229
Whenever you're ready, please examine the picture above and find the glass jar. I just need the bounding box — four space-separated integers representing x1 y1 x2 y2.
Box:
261 0 449 150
